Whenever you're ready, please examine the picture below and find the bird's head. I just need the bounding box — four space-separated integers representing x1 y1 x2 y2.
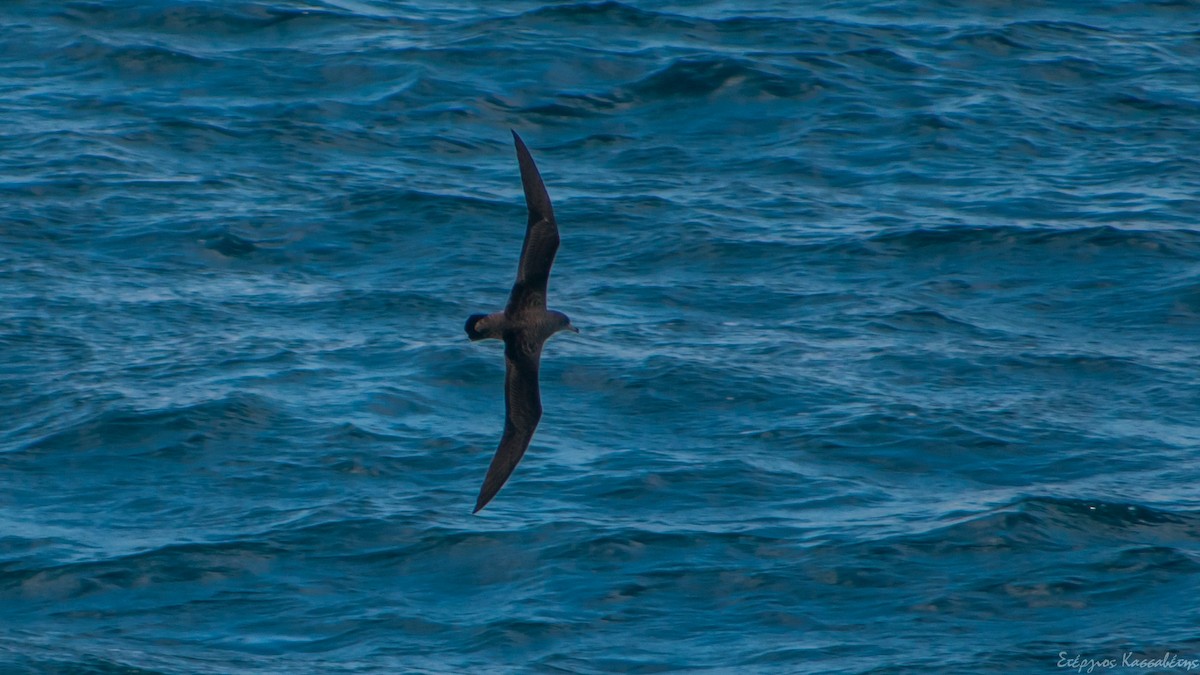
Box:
549 310 579 335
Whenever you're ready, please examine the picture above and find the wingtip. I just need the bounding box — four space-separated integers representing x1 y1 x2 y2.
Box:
509 131 553 220
473 493 491 514
474 478 494 514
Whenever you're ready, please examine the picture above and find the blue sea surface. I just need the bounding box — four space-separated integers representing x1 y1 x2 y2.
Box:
2 1 1200 672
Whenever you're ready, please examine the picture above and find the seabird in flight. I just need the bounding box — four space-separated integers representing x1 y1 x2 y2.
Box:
465 131 578 513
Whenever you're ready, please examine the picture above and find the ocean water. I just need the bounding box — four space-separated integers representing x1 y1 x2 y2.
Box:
2 0 1200 672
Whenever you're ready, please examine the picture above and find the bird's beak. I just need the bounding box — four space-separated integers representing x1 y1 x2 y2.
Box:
570 325 580 334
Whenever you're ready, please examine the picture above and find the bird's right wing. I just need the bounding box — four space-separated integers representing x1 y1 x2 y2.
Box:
506 131 560 315
474 339 544 513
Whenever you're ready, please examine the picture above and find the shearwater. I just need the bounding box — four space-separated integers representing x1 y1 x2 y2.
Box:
464 131 578 513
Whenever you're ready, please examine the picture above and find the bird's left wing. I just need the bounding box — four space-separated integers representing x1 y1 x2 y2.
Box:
474 338 544 513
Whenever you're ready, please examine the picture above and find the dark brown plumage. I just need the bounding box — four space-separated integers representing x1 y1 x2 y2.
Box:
465 131 578 513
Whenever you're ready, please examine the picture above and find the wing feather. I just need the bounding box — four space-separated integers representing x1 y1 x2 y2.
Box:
474 338 543 513
506 131 560 316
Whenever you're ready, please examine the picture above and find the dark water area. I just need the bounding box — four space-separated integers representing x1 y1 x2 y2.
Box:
2 1 1199 673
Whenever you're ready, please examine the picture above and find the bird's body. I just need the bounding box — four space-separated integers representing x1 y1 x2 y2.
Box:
465 132 577 513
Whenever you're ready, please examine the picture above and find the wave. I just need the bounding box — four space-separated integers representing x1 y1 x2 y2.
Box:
839 47 931 75
0 536 284 601
58 36 217 77
859 224 1200 260
988 351 1173 381
1 653 170 675
627 57 813 100
55 1 411 37
827 496 1200 563
487 54 826 121
601 223 1200 274
865 308 988 335
326 187 506 221
490 1 693 31
13 392 299 458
